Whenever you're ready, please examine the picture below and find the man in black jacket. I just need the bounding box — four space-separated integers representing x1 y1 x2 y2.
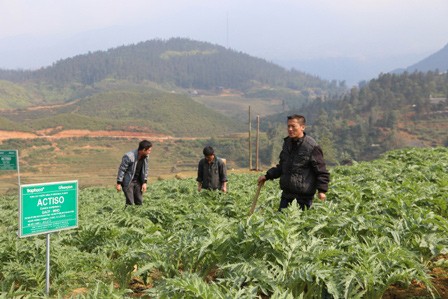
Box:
258 114 330 210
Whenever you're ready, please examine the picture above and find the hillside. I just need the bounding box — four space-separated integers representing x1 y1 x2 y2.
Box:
0 80 41 109
0 38 344 107
405 43 448 73
0 85 244 137
1 38 445 165
0 38 346 139
262 71 448 164
393 43 448 74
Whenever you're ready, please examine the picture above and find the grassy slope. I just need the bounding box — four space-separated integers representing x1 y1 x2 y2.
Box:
0 117 32 131
0 87 245 136
0 80 37 109
74 90 244 136
192 93 285 120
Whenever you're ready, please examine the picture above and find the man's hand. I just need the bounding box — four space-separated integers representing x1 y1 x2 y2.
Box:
116 184 122 192
141 183 147 193
257 176 266 186
317 192 326 201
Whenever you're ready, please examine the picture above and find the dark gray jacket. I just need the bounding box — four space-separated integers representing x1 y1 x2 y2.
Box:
117 149 149 188
265 134 330 197
197 157 227 190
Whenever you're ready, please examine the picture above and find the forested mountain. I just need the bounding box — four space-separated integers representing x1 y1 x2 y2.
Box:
0 38 347 137
0 38 342 93
262 71 448 164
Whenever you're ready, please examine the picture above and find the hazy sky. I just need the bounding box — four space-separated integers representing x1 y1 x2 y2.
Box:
1 0 447 83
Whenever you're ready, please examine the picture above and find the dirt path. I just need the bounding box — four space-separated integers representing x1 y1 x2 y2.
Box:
0 131 38 141
0 99 81 112
0 129 175 142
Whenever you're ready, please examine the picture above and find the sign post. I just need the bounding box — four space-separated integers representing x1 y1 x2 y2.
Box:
19 180 78 295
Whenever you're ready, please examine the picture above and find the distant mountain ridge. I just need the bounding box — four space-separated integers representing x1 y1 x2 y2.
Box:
394 43 448 74
0 38 335 92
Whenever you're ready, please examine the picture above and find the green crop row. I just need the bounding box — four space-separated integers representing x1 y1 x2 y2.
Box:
0 147 447 298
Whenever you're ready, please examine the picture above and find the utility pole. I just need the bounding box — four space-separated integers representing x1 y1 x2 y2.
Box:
226 12 229 48
256 115 260 171
248 106 252 170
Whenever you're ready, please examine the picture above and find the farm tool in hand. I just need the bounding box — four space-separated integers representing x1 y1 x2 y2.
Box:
248 181 264 216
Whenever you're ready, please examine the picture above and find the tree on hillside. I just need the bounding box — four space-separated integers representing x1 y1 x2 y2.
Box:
310 110 337 165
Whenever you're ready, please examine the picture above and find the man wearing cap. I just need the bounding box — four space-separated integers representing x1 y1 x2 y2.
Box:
197 146 228 192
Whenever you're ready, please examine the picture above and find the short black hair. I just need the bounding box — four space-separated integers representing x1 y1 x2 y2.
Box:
287 114 306 125
138 140 152 151
203 146 214 156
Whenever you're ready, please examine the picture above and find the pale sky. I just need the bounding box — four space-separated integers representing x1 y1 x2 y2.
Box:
1 0 447 83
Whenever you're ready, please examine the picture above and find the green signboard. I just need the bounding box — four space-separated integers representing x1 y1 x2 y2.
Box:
19 181 78 238
0 150 18 170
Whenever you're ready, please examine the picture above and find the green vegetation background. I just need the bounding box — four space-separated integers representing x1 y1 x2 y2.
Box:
0 147 447 298
0 39 447 165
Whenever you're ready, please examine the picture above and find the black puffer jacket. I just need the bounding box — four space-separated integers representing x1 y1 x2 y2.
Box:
265 134 330 197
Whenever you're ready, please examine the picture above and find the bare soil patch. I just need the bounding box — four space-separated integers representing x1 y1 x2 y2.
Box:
382 255 448 299
0 131 38 141
0 129 173 142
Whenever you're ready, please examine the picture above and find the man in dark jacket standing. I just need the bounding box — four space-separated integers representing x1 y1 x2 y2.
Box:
116 140 152 206
197 146 228 193
258 115 330 210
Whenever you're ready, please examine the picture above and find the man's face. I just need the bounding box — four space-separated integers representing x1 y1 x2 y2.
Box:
205 154 215 164
287 119 305 139
140 147 152 158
